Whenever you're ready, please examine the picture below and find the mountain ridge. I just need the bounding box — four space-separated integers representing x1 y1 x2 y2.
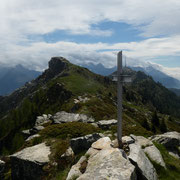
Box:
80 62 180 90
0 57 180 156
0 64 41 96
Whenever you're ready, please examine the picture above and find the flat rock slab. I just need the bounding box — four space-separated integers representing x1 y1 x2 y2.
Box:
128 143 157 180
10 143 51 180
77 148 136 180
67 137 136 180
52 111 94 124
144 145 166 168
131 134 153 147
97 119 117 130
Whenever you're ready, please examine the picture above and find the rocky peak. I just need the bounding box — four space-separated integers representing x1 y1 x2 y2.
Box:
48 57 69 74
34 57 70 84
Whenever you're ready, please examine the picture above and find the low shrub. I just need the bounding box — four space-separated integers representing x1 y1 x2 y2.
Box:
40 122 100 139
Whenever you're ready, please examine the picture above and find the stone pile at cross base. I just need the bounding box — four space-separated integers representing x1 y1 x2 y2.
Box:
7 131 180 180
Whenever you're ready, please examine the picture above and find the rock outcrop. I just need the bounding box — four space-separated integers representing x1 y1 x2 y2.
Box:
67 135 165 180
97 119 117 130
130 135 166 168
128 143 157 180
150 131 180 148
67 137 136 180
10 143 51 180
144 145 166 168
150 131 180 159
70 133 103 154
52 111 95 124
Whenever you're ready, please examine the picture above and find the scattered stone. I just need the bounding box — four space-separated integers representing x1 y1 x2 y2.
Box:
114 133 117 137
52 111 95 124
30 126 45 135
35 114 51 126
122 136 135 144
97 119 117 130
111 139 119 148
169 151 180 159
103 130 113 138
144 146 166 168
123 141 130 153
10 143 51 180
91 137 112 150
90 123 98 128
22 129 31 138
128 143 157 180
70 133 103 154
74 96 90 104
25 134 40 142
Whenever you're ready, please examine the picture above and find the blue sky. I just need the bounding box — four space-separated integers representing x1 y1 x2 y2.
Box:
42 22 145 44
0 0 180 79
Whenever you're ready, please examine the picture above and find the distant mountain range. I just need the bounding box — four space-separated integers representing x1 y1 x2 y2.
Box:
0 64 41 96
80 63 116 76
131 66 180 89
81 63 180 91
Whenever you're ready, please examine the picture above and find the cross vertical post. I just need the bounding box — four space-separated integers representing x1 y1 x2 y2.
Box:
117 51 123 147
112 51 132 148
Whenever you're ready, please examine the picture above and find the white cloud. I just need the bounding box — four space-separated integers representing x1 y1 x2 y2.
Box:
1 0 180 39
0 0 180 79
0 34 180 68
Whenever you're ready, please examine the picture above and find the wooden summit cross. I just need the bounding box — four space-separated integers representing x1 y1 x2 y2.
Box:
113 51 132 148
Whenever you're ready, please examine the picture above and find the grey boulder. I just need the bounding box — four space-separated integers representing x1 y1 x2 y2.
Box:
130 134 165 167
144 145 166 168
70 133 103 154
97 119 117 130
10 143 51 180
77 148 136 180
128 143 157 180
52 111 95 124
150 131 180 159
67 137 136 180
150 131 180 148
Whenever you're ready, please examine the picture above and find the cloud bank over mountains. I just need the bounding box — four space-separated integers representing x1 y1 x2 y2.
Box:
0 0 180 78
